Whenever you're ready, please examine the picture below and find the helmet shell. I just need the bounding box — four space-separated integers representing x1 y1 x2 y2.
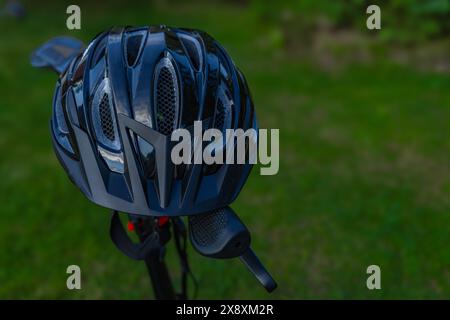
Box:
51 26 257 216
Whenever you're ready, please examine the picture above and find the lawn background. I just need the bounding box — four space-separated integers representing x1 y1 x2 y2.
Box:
0 0 449 299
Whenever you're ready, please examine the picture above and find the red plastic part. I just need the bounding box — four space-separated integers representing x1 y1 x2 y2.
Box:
158 216 169 227
127 221 135 232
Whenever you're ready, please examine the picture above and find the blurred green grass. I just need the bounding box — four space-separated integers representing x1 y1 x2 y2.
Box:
0 1 449 299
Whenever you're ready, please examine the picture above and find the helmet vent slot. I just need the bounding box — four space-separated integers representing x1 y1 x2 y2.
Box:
214 86 232 131
55 89 69 134
90 36 107 68
125 31 145 67
91 78 120 151
154 58 179 135
204 87 232 176
99 93 115 141
179 34 202 71
215 98 225 130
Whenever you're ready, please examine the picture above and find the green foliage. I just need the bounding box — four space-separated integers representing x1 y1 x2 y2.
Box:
251 0 450 43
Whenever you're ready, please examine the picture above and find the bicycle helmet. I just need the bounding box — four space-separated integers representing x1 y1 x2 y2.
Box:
51 26 257 216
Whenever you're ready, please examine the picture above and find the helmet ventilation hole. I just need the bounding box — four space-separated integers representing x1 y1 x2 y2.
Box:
204 87 232 176
154 58 179 135
179 34 202 71
91 78 120 152
99 93 115 141
90 36 107 68
125 30 146 67
214 98 225 130
214 87 232 131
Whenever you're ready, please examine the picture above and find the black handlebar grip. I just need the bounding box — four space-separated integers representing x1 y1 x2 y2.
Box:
189 207 250 259
188 206 277 293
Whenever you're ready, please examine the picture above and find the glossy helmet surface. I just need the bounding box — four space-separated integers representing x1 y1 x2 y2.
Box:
51 26 257 216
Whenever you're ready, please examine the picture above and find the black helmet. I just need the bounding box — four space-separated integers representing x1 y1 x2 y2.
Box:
51 26 257 216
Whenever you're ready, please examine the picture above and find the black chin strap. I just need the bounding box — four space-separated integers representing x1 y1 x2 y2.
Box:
172 217 198 299
109 210 197 299
109 211 159 260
